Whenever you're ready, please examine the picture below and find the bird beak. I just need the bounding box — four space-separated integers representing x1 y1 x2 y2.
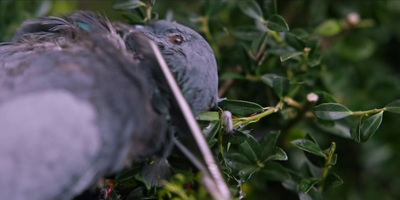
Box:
134 34 232 200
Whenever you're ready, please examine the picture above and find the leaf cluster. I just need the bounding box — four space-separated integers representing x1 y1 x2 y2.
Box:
3 1 400 200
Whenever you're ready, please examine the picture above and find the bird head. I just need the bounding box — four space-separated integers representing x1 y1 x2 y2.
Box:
125 20 219 114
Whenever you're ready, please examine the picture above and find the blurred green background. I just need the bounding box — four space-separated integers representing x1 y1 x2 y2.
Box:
2 1 400 200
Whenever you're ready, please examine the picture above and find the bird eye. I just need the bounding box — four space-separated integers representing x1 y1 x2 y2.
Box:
168 34 185 45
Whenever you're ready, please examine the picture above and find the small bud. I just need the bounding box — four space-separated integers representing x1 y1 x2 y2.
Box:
222 111 233 133
307 93 319 103
347 12 360 25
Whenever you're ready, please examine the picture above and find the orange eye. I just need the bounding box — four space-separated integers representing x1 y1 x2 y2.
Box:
168 34 185 45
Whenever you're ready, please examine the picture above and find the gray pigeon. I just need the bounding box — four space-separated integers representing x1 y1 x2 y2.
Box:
0 11 224 200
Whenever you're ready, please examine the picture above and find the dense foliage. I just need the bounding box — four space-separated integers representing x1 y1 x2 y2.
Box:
2 1 400 200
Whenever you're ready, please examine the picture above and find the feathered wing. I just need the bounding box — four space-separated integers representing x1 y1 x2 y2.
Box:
0 12 165 200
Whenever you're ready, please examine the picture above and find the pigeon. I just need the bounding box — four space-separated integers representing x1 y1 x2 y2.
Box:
0 11 229 200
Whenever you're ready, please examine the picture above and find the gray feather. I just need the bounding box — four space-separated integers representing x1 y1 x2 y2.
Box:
0 10 222 200
0 90 100 200
0 12 166 200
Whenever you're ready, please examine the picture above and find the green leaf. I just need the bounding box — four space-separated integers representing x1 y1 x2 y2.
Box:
301 134 326 166
314 91 337 103
350 116 362 143
267 14 289 32
305 133 318 144
114 167 141 184
228 131 253 145
218 99 264 117
259 131 281 160
239 134 261 162
300 178 320 193
126 187 155 199
280 51 303 62
315 19 342 37
197 111 219 121
385 99 400 113
285 32 305 50
121 13 144 23
335 36 376 61
299 188 324 200
261 74 290 98
312 103 352 120
238 166 260 182
262 162 291 182
267 147 288 161
291 28 309 40
291 139 326 158
201 120 221 146
360 111 383 142
251 31 269 55
234 26 262 41
225 152 253 171
326 154 337 166
238 0 263 21
112 0 145 10
267 47 293 56
307 53 322 67
151 12 159 20
225 152 260 181
322 173 343 191
282 179 298 193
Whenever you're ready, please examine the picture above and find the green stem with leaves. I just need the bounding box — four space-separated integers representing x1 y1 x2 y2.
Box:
267 29 285 45
142 1 152 23
351 108 386 116
319 142 336 191
233 101 282 128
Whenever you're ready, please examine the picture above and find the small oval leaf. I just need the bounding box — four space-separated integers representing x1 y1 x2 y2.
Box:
385 99 400 113
326 154 337 166
238 0 263 20
315 19 342 37
239 135 262 162
314 91 337 103
300 178 320 193
360 111 383 142
291 139 326 158
285 32 305 51
280 51 303 62
260 131 281 159
262 162 291 182
266 147 288 161
291 28 310 39
261 74 290 98
350 116 363 143
225 153 253 171
312 103 352 120
322 172 344 191
198 120 220 146
112 0 144 10
197 111 220 121
218 99 264 117
239 166 260 182
267 14 290 32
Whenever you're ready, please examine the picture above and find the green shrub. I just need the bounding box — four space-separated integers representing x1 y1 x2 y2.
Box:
3 1 400 199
